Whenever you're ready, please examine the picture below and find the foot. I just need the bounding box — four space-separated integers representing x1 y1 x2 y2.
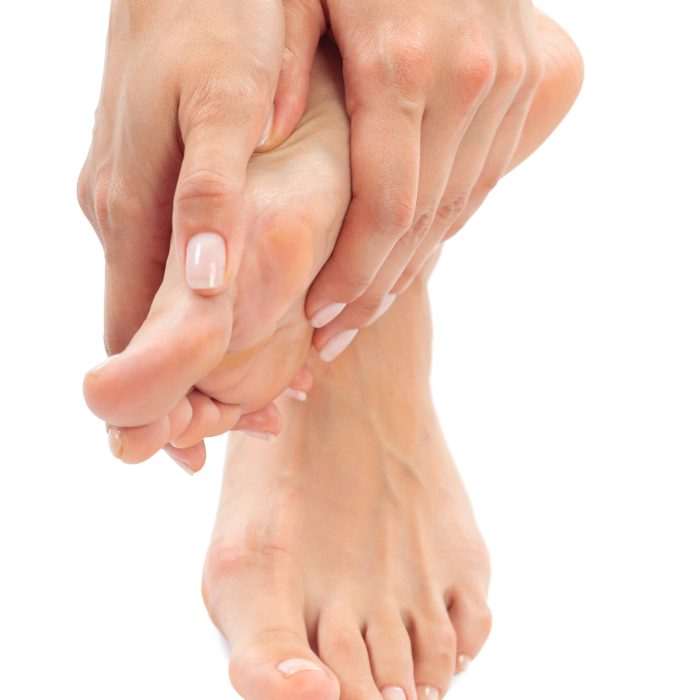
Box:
203 278 491 700
84 14 583 470
84 41 351 466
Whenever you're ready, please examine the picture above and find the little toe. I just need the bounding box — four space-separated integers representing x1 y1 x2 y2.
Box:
447 588 493 673
364 611 417 700
409 604 459 699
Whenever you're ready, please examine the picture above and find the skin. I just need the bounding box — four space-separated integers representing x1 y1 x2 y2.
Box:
83 16 583 476
204 273 492 700
78 0 549 372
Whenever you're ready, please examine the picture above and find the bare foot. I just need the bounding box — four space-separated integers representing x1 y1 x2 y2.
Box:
84 15 583 470
203 276 491 700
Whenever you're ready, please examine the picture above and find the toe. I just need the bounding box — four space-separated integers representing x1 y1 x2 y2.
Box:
108 396 193 464
163 441 206 473
230 631 339 700
203 543 339 700
447 588 493 673
409 601 458 699
171 390 222 448
233 403 284 439
364 609 416 700
317 610 384 699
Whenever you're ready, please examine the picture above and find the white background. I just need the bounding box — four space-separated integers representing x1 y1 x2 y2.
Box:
1 1 698 698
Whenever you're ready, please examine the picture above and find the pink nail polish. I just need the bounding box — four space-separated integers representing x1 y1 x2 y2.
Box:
456 653 471 674
319 328 358 362
276 658 325 678
372 293 397 322
243 431 276 442
417 686 440 700
382 687 407 700
283 387 307 401
310 302 346 328
186 232 226 290
256 107 275 148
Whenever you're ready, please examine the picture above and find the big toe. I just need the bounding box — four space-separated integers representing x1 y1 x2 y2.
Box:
84 245 234 427
229 633 339 700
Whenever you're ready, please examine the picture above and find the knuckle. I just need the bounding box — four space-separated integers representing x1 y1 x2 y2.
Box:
459 49 497 97
369 193 416 235
435 193 468 226
182 72 266 131
404 209 435 245
358 29 431 95
331 259 375 299
76 165 93 221
352 294 385 326
499 52 528 89
175 168 237 207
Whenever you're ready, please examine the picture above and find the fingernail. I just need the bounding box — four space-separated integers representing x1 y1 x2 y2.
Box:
186 232 226 290
256 107 275 149
417 686 440 700
243 431 277 442
88 354 119 376
373 293 397 322
276 658 325 678
310 302 346 328
283 387 307 401
319 328 358 363
456 653 471 674
107 426 123 459
382 688 407 700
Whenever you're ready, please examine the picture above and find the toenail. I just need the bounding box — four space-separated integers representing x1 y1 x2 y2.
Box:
107 427 123 459
88 354 119 376
310 302 347 328
372 293 397 322
276 658 325 678
456 653 471 674
382 687 407 700
283 387 307 401
186 232 226 290
168 454 194 475
319 328 358 362
243 431 277 442
417 686 440 700
256 106 275 149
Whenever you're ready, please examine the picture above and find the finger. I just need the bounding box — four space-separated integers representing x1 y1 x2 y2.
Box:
174 64 280 296
312 106 467 343
393 80 522 295
265 0 326 150
304 102 422 327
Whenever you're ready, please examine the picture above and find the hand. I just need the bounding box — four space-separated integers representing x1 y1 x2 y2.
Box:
275 0 544 352
77 0 285 355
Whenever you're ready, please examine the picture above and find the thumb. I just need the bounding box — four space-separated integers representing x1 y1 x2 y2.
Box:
262 0 326 150
174 74 277 295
